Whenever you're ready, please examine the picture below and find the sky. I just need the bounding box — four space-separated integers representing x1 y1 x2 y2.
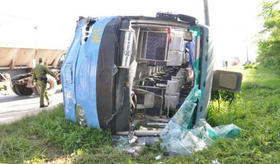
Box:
0 0 264 65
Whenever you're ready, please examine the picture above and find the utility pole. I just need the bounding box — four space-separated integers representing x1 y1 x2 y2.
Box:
203 0 210 26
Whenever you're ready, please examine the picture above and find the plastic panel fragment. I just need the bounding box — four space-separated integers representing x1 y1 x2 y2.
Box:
160 55 202 154
161 118 241 155
214 124 241 138
160 26 241 154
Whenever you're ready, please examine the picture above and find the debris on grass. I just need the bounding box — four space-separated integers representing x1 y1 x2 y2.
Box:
160 83 241 155
112 135 159 155
160 118 241 155
155 155 162 160
212 159 221 164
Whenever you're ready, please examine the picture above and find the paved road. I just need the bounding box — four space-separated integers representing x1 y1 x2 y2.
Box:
0 88 63 124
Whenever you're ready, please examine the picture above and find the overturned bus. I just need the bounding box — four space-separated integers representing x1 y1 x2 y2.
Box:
61 13 242 134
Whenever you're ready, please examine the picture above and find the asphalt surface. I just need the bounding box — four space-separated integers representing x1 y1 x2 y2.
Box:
0 87 63 124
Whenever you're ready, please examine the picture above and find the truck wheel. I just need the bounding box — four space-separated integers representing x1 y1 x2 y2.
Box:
12 84 22 96
33 75 57 96
11 74 33 96
12 84 33 96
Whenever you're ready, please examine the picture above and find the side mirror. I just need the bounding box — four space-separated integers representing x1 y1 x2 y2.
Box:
212 70 242 92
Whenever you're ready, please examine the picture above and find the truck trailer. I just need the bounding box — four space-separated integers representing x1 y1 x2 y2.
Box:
0 47 65 96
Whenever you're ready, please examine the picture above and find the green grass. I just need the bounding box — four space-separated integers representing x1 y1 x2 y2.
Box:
1 67 280 163
206 67 280 163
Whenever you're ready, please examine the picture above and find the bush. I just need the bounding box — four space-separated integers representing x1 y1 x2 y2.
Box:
243 63 258 70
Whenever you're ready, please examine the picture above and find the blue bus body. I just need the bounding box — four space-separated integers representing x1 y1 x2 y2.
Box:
61 13 214 133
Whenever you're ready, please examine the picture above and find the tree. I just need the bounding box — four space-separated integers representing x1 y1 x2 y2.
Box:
258 0 280 69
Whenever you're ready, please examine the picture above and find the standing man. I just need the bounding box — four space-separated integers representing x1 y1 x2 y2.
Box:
32 58 57 108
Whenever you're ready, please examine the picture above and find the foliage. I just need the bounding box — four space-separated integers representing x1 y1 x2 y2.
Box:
257 0 280 69
243 63 258 70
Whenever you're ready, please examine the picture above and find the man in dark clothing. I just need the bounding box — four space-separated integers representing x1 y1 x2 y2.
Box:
32 58 56 108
